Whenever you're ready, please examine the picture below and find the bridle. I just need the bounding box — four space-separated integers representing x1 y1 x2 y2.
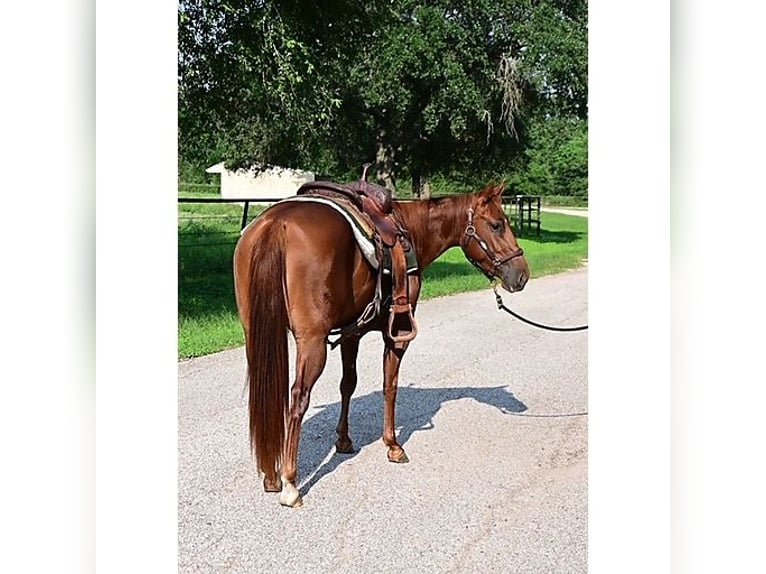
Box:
461 207 525 280
461 205 588 331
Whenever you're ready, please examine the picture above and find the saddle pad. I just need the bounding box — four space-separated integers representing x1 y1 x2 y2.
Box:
245 195 380 269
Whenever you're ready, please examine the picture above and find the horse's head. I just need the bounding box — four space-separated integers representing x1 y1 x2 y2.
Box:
460 182 530 293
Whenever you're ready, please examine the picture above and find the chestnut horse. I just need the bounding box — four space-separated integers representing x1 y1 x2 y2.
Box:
233 182 529 507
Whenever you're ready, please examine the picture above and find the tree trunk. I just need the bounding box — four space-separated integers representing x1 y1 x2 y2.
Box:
421 174 431 199
411 169 421 199
411 169 431 200
374 131 397 196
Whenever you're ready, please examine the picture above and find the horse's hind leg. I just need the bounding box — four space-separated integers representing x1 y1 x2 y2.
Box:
279 334 328 508
335 337 360 454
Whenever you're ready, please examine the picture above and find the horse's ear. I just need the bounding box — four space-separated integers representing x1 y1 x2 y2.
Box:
481 180 504 203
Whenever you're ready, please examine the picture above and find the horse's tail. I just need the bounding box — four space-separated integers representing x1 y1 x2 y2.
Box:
246 223 289 481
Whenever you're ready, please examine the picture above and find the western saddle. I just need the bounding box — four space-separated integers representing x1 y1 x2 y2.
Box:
296 164 419 348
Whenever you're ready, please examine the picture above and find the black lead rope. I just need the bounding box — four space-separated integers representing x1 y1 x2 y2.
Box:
493 285 588 332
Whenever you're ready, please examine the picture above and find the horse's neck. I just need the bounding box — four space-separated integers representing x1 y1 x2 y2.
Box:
395 194 472 269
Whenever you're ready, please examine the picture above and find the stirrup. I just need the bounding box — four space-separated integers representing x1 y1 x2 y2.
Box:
387 302 418 344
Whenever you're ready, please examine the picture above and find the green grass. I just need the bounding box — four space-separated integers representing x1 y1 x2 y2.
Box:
178 208 587 359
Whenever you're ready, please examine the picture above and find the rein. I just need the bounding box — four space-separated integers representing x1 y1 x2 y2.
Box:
492 283 588 332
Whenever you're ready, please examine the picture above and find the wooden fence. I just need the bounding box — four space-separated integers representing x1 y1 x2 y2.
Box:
177 193 541 246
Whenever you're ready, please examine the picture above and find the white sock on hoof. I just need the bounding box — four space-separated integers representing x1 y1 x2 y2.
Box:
278 478 302 507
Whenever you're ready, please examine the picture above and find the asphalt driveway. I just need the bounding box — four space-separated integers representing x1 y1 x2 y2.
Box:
178 267 588 573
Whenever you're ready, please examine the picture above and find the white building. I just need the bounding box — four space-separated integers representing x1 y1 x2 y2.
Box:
205 162 315 201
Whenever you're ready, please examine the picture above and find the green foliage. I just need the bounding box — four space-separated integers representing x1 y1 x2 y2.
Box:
178 183 219 197
514 0 588 118
542 195 588 207
178 0 588 192
504 114 587 197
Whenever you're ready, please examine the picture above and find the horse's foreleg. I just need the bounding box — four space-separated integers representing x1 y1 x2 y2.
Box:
335 337 360 454
382 342 409 463
279 335 328 508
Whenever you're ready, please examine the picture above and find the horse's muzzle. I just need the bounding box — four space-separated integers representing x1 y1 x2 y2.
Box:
498 260 529 293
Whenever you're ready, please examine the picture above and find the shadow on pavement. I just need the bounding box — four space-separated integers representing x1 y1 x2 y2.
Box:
297 385 527 496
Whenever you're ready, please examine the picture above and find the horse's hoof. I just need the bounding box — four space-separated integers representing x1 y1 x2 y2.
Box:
278 480 303 508
387 447 409 464
263 476 282 493
335 438 355 454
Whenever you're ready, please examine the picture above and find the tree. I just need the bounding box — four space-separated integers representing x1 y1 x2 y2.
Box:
178 1 588 195
344 1 527 197
506 114 588 198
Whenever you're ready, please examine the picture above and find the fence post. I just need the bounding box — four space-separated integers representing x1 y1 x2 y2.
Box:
240 201 250 231
536 196 541 235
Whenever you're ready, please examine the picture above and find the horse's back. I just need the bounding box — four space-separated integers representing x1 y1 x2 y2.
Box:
234 201 377 334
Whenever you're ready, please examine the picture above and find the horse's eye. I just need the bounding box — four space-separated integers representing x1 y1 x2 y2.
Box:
489 221 503 233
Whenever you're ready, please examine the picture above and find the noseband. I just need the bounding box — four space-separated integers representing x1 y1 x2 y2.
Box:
461 207 525 280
